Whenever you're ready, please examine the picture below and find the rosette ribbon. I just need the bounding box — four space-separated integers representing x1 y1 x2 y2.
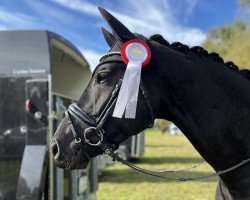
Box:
112 39 151 119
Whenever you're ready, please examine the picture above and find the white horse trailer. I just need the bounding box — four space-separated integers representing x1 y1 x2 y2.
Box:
0 30 98 200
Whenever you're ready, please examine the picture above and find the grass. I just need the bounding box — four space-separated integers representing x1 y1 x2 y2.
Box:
97 129 218 200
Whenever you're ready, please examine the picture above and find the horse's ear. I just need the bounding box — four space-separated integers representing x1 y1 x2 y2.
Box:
98 7 135 43
101 27 116 47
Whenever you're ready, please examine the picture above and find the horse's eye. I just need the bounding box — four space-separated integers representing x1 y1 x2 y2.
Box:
97 72 109 83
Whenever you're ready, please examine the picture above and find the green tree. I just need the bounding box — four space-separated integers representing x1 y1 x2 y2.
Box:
238 0 250 20
239 0 250 9
203 21 250 69
234 20 246 32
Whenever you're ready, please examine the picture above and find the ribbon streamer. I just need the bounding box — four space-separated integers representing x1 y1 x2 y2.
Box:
112 60 142 119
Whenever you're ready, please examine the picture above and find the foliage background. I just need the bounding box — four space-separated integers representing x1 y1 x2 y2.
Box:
203 0 249 69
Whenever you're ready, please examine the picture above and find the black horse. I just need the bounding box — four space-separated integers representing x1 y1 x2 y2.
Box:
51 8 250 199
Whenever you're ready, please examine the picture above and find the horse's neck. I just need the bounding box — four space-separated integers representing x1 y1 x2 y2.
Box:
156 54 250 161
155 51 250 198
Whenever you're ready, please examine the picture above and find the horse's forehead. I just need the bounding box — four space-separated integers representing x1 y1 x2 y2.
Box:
94 60 124 75
92 42 123 73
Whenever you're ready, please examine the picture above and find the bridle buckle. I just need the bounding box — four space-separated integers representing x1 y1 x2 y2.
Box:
75 137 82 143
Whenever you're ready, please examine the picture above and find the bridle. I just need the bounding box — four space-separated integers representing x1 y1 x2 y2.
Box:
64 51 250 181
65 77 154 148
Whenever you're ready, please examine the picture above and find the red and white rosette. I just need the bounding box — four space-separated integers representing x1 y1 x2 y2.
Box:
112 39 151 119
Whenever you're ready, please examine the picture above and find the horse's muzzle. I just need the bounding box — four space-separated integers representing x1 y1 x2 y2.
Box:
51 139 89 170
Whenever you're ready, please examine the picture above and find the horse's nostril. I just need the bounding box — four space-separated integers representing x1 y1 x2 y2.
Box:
51 141 60 159
52 143 58 155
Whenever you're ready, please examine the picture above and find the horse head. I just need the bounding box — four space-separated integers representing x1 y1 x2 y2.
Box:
51 8 170 169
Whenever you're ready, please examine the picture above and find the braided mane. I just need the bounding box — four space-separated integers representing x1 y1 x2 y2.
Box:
150 34 250 81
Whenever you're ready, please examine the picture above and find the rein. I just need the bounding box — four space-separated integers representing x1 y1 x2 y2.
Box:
65 52 250 181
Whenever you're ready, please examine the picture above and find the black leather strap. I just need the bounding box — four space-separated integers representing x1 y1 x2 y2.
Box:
140 81 154 128
97 141 250 182
68 104 96 126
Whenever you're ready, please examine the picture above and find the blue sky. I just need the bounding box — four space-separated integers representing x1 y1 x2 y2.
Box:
0 0 241 70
